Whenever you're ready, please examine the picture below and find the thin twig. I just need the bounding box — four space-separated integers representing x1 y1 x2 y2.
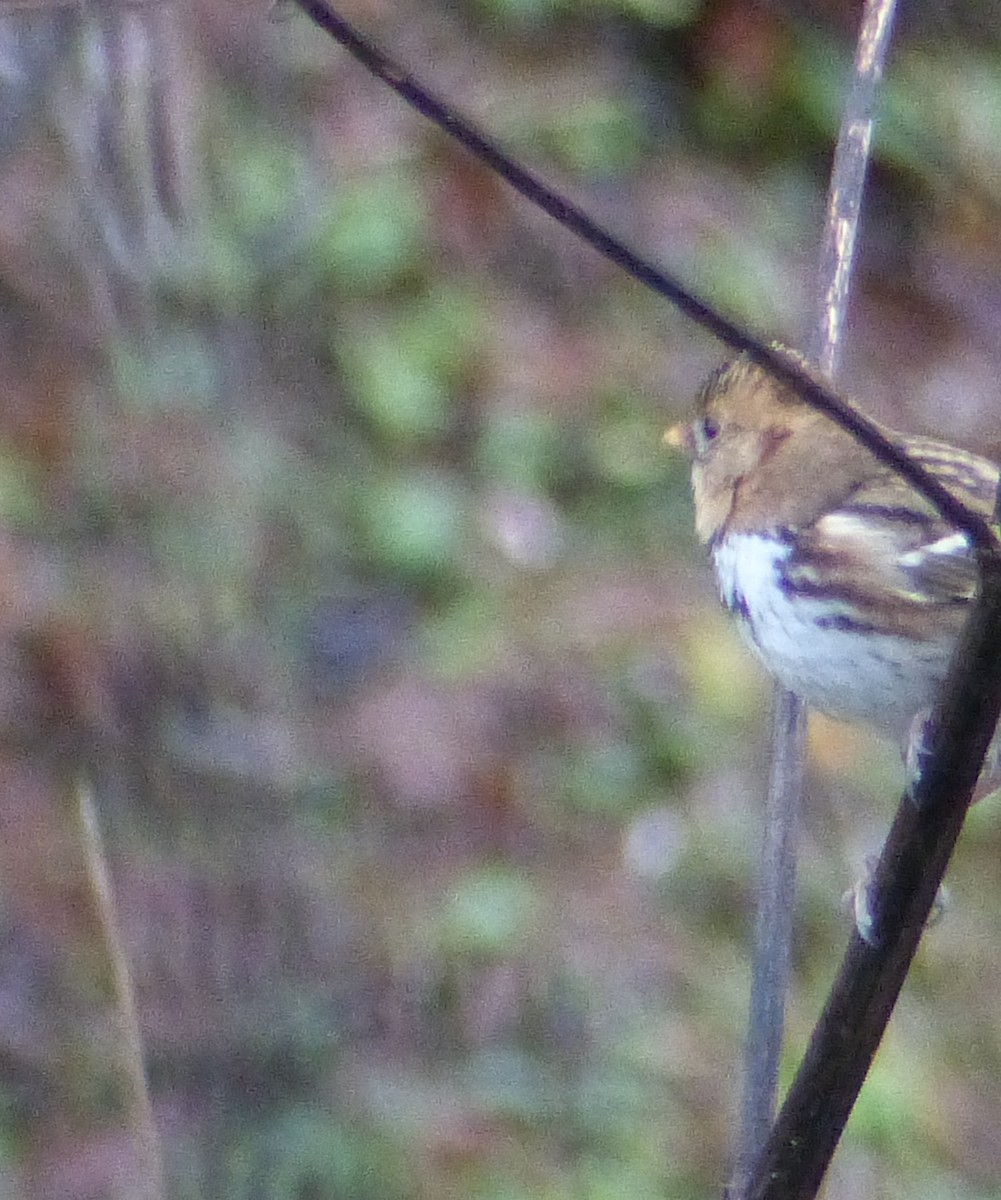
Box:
75 778 165 1200
731 688 804 1192
811 0 899 377
729 2 899 1192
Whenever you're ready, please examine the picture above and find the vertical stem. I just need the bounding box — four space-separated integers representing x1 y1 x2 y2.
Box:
811 0 899 376
75 779 165 1200
731 688 805 1192
731 0 898 1192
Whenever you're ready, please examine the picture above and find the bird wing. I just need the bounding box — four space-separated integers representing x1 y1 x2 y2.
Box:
785 439 997 620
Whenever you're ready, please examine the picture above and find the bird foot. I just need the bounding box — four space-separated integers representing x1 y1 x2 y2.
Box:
844 856 949 946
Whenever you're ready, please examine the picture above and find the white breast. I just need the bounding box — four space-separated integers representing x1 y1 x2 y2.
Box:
711 532 944 734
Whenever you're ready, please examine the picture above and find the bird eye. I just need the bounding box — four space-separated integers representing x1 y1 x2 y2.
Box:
693 415 719 456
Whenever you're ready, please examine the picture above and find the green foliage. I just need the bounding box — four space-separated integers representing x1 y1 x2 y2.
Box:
441 867 542 955
0 439 44 526
222 1111 413 1200
111 334 221 411
475 408 562 489
468 0 701 29
314 165 430 290
360 468 469 581
530 95 647 176
559 737 647 815
337 286 485 446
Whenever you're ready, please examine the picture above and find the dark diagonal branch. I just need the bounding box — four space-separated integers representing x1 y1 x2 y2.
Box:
745 551 1001 1199
292 0 995 552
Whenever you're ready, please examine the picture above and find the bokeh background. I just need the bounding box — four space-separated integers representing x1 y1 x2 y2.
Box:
2 0 1001 1196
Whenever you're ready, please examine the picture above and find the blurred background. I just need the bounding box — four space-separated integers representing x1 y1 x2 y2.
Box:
1 0 1001 1196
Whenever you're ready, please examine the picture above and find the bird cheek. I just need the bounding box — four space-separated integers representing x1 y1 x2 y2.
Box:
691 466 733 544
730 429 770 477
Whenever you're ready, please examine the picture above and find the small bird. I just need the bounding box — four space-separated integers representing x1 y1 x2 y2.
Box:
667 350 1000 748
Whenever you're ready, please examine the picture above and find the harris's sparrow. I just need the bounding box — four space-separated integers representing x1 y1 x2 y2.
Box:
668 351 1000 749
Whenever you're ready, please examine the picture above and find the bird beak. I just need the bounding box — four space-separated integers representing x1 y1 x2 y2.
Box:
664 422 692 455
